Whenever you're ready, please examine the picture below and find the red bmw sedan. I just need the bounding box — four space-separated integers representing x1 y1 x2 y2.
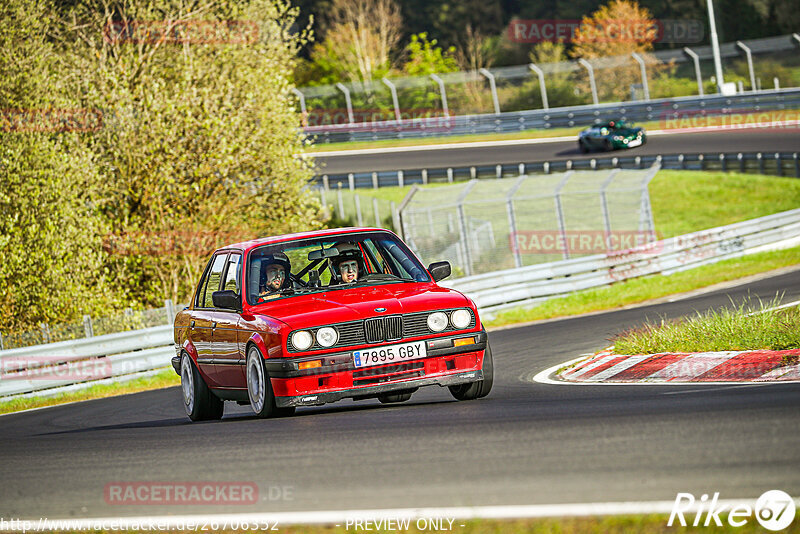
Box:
173 227 492 421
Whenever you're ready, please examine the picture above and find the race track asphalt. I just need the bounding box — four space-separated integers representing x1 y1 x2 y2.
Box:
312 128 800 174
1 268 799 520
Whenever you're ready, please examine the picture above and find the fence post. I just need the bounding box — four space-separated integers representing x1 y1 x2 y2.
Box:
335 82 355 124
698 154 705 170
507 174 528 268
164 299 175 325
373 197 381 227
736 41 756 91
322 175 330 190
40 323 51 344
775 153 783 177
543 161 550 174
430 74 449 117
381 77 402 122
371 172 379 189
391 202 401 234
554 172 573 260
519 163 525 175
398 170 404 187
631 52 650 101
528 63 548 109
757 152 764 174
337 184 345 220
0 332 4 351
470 167 476 179
291 88 307 115
447 168 454 183
794 153 799 178
455 181 478 276
600 169 620 249
479 68 501 115
348 173 355 191
422 169 428 184
355 194 364 226
83 315 94 337
738 153 744 173
683 47 704 97
578 59 598 106
496 165 502 179
720 153 727 172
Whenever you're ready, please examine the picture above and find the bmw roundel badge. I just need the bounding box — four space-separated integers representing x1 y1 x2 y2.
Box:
374 307 387 312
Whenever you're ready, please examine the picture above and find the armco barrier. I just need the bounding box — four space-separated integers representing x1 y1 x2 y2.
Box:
1 209 797 397
317 151 800 190
307 88 800 143
443 208 800 313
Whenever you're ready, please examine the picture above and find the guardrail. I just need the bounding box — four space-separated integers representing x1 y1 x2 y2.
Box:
2 208 797 397
0 325 174 398
318 151 800 190
308 88 800 143
442 208 800 314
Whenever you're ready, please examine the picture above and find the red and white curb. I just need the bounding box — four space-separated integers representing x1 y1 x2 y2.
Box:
534 349 800 386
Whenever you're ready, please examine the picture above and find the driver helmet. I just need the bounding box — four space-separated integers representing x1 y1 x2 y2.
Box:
261 251 291 292
331 243 365 284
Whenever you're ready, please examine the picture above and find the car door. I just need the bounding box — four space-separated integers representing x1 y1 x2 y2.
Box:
192 252 228 387
211 252 246 388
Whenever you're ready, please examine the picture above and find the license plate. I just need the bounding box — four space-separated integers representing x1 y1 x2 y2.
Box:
627 138 642 147
353 340 427 368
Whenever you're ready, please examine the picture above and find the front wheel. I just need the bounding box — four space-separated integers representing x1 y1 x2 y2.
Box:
449 342 494 401
246 345 295 418
181 352 224 422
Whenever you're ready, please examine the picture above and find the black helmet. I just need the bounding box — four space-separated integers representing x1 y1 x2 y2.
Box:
261 252 291 290
331 246 365 283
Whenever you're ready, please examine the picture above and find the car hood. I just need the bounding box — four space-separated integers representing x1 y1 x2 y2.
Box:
251 282 473 330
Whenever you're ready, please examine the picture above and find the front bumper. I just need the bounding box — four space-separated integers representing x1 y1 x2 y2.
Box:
271 330 487 407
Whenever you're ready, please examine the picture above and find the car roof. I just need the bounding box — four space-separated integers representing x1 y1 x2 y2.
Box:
217 227 393 254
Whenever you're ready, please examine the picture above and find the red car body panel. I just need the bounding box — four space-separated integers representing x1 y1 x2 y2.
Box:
173 227 487 409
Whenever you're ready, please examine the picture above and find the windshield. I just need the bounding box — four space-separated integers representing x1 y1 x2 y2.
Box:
245 231 430 305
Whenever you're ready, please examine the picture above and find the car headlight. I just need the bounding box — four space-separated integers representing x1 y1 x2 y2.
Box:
291 330 313 351
450 309 472 329
316 327 338 348
427 312 448 332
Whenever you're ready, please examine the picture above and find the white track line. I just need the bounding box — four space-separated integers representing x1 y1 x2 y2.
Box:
301 119 800 157
18 498 800 530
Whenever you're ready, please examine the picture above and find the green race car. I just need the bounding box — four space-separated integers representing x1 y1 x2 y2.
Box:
578 120 646 153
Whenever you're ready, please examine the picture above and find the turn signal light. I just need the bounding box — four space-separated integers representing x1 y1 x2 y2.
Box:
453 337 476 347
298 360 322 370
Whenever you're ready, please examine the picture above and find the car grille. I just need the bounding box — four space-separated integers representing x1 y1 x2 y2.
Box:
287 309 475 352
353 361 425 386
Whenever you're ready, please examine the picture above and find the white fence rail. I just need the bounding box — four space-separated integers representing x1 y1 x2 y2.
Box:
1 208 798 398
443 208 800 313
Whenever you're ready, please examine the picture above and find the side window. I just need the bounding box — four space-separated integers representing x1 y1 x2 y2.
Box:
201 253 228 308
222 254 242 293
194 256 214 308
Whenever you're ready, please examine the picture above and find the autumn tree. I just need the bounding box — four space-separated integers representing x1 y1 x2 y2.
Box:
569 0 661 102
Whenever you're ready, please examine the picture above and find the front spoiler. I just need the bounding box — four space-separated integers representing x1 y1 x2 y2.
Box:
274 369 484 408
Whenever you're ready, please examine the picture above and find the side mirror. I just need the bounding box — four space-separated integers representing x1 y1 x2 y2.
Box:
428 261 451 282
212 290 241 311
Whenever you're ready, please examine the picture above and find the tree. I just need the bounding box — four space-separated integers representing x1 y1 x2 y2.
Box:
310 0 403 84
569 0 661 102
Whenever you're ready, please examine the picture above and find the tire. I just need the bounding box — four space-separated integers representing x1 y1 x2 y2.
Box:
181 352 224 422
378 388 417 404
579 140 589 154
246 345 295 418
449 342 494 401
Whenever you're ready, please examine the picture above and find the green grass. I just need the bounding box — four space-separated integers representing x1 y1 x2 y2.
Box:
612 297 800 354
650 171 800 238
304 108 800 153
0 367 179 415
485 246 800 328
